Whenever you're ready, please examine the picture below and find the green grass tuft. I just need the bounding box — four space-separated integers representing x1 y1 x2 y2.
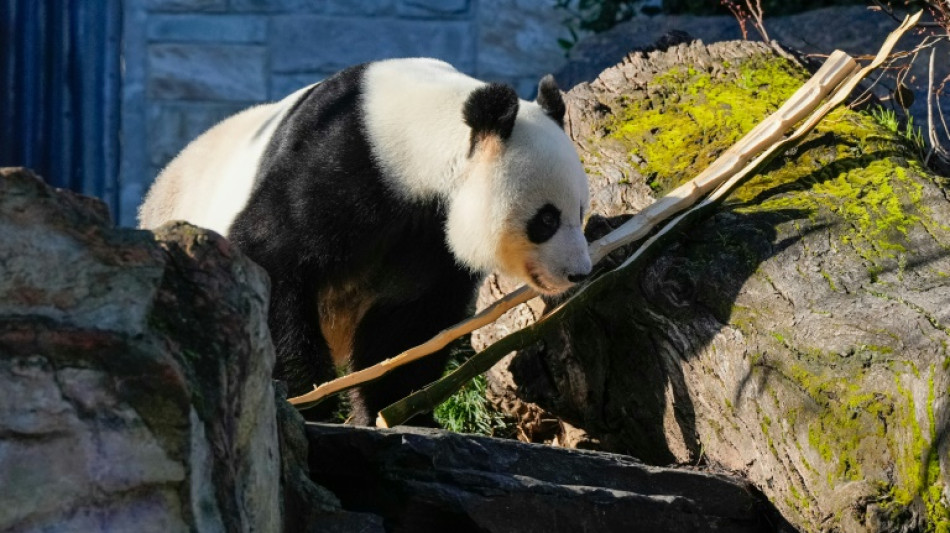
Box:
870 105 927 159
434 343 514 436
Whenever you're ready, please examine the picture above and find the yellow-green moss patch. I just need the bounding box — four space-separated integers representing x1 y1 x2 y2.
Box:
605 55 806 191
600 48 934 276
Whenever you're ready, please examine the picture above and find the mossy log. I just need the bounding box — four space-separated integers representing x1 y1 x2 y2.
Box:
474 40 950 532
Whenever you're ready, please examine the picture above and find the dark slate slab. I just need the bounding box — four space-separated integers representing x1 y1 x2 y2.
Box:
306 423 793 533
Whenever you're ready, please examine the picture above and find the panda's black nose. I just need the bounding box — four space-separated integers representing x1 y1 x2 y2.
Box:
567 272 589 283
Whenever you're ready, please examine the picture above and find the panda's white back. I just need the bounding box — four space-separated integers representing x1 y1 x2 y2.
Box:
138 58 480 235
137 83 315 235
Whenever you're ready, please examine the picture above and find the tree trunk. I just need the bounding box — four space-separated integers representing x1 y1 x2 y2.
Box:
474 39 950 532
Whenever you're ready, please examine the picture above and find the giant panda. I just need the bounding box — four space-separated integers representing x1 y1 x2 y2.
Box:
138 58 591 425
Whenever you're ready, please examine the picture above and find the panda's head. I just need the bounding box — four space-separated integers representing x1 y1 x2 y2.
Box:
447 76 592 296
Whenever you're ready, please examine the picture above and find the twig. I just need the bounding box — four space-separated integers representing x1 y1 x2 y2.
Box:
939 91 950 142
721 0 769 42
926 48 950 167
747 0 769 42
722 0 750 40
375 11 922 428
870 0 944 28
848 34 944 112
928 47 938 165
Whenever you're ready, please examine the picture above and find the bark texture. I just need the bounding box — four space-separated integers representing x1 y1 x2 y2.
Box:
475 41 950 531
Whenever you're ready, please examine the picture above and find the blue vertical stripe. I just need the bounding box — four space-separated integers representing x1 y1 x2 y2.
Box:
0 0 122 221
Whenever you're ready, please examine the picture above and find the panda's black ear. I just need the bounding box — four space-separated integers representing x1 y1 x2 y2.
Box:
536 74 565 128
463 83 519 153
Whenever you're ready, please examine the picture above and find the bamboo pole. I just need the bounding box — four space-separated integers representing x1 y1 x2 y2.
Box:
291 11 919 413
289 285 537 407
288 48 855 409
375 12 922 428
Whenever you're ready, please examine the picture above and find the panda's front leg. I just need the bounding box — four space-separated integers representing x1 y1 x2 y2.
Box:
268 275 339 421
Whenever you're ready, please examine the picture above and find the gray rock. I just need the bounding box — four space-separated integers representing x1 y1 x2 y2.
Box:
559 6 950 133
148 43 267 101
557 14 740 88
307 423 787 532
0 166 388 533
0 167 280 531
276 386 385 533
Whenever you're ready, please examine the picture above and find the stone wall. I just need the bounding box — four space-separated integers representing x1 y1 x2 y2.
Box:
119 0 572 226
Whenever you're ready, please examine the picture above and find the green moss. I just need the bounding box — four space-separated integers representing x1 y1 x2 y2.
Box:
877 375 949 528
865 344 895 355
601 49 934 282
788 482 812 514
795 366 949 530
760 413 779 458
732 109 929 271
807 388 891 481
920 370 950 530
821 270 839 292
605 55 807 192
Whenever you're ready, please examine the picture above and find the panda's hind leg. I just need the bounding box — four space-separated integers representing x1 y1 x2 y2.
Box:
347 286 473 427
268 276 340 422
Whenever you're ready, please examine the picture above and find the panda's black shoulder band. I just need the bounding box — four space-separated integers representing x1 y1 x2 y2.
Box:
536 74 565 128
463 83 519 152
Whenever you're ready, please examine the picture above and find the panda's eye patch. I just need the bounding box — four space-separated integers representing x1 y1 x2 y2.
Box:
527 204 561 244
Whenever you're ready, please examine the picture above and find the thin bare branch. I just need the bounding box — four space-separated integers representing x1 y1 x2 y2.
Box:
927 47 950 166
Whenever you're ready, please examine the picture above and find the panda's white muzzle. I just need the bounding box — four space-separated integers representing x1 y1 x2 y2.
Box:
532 225 591 294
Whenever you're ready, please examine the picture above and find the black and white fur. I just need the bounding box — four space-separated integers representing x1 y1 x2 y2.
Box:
139 58 591 425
